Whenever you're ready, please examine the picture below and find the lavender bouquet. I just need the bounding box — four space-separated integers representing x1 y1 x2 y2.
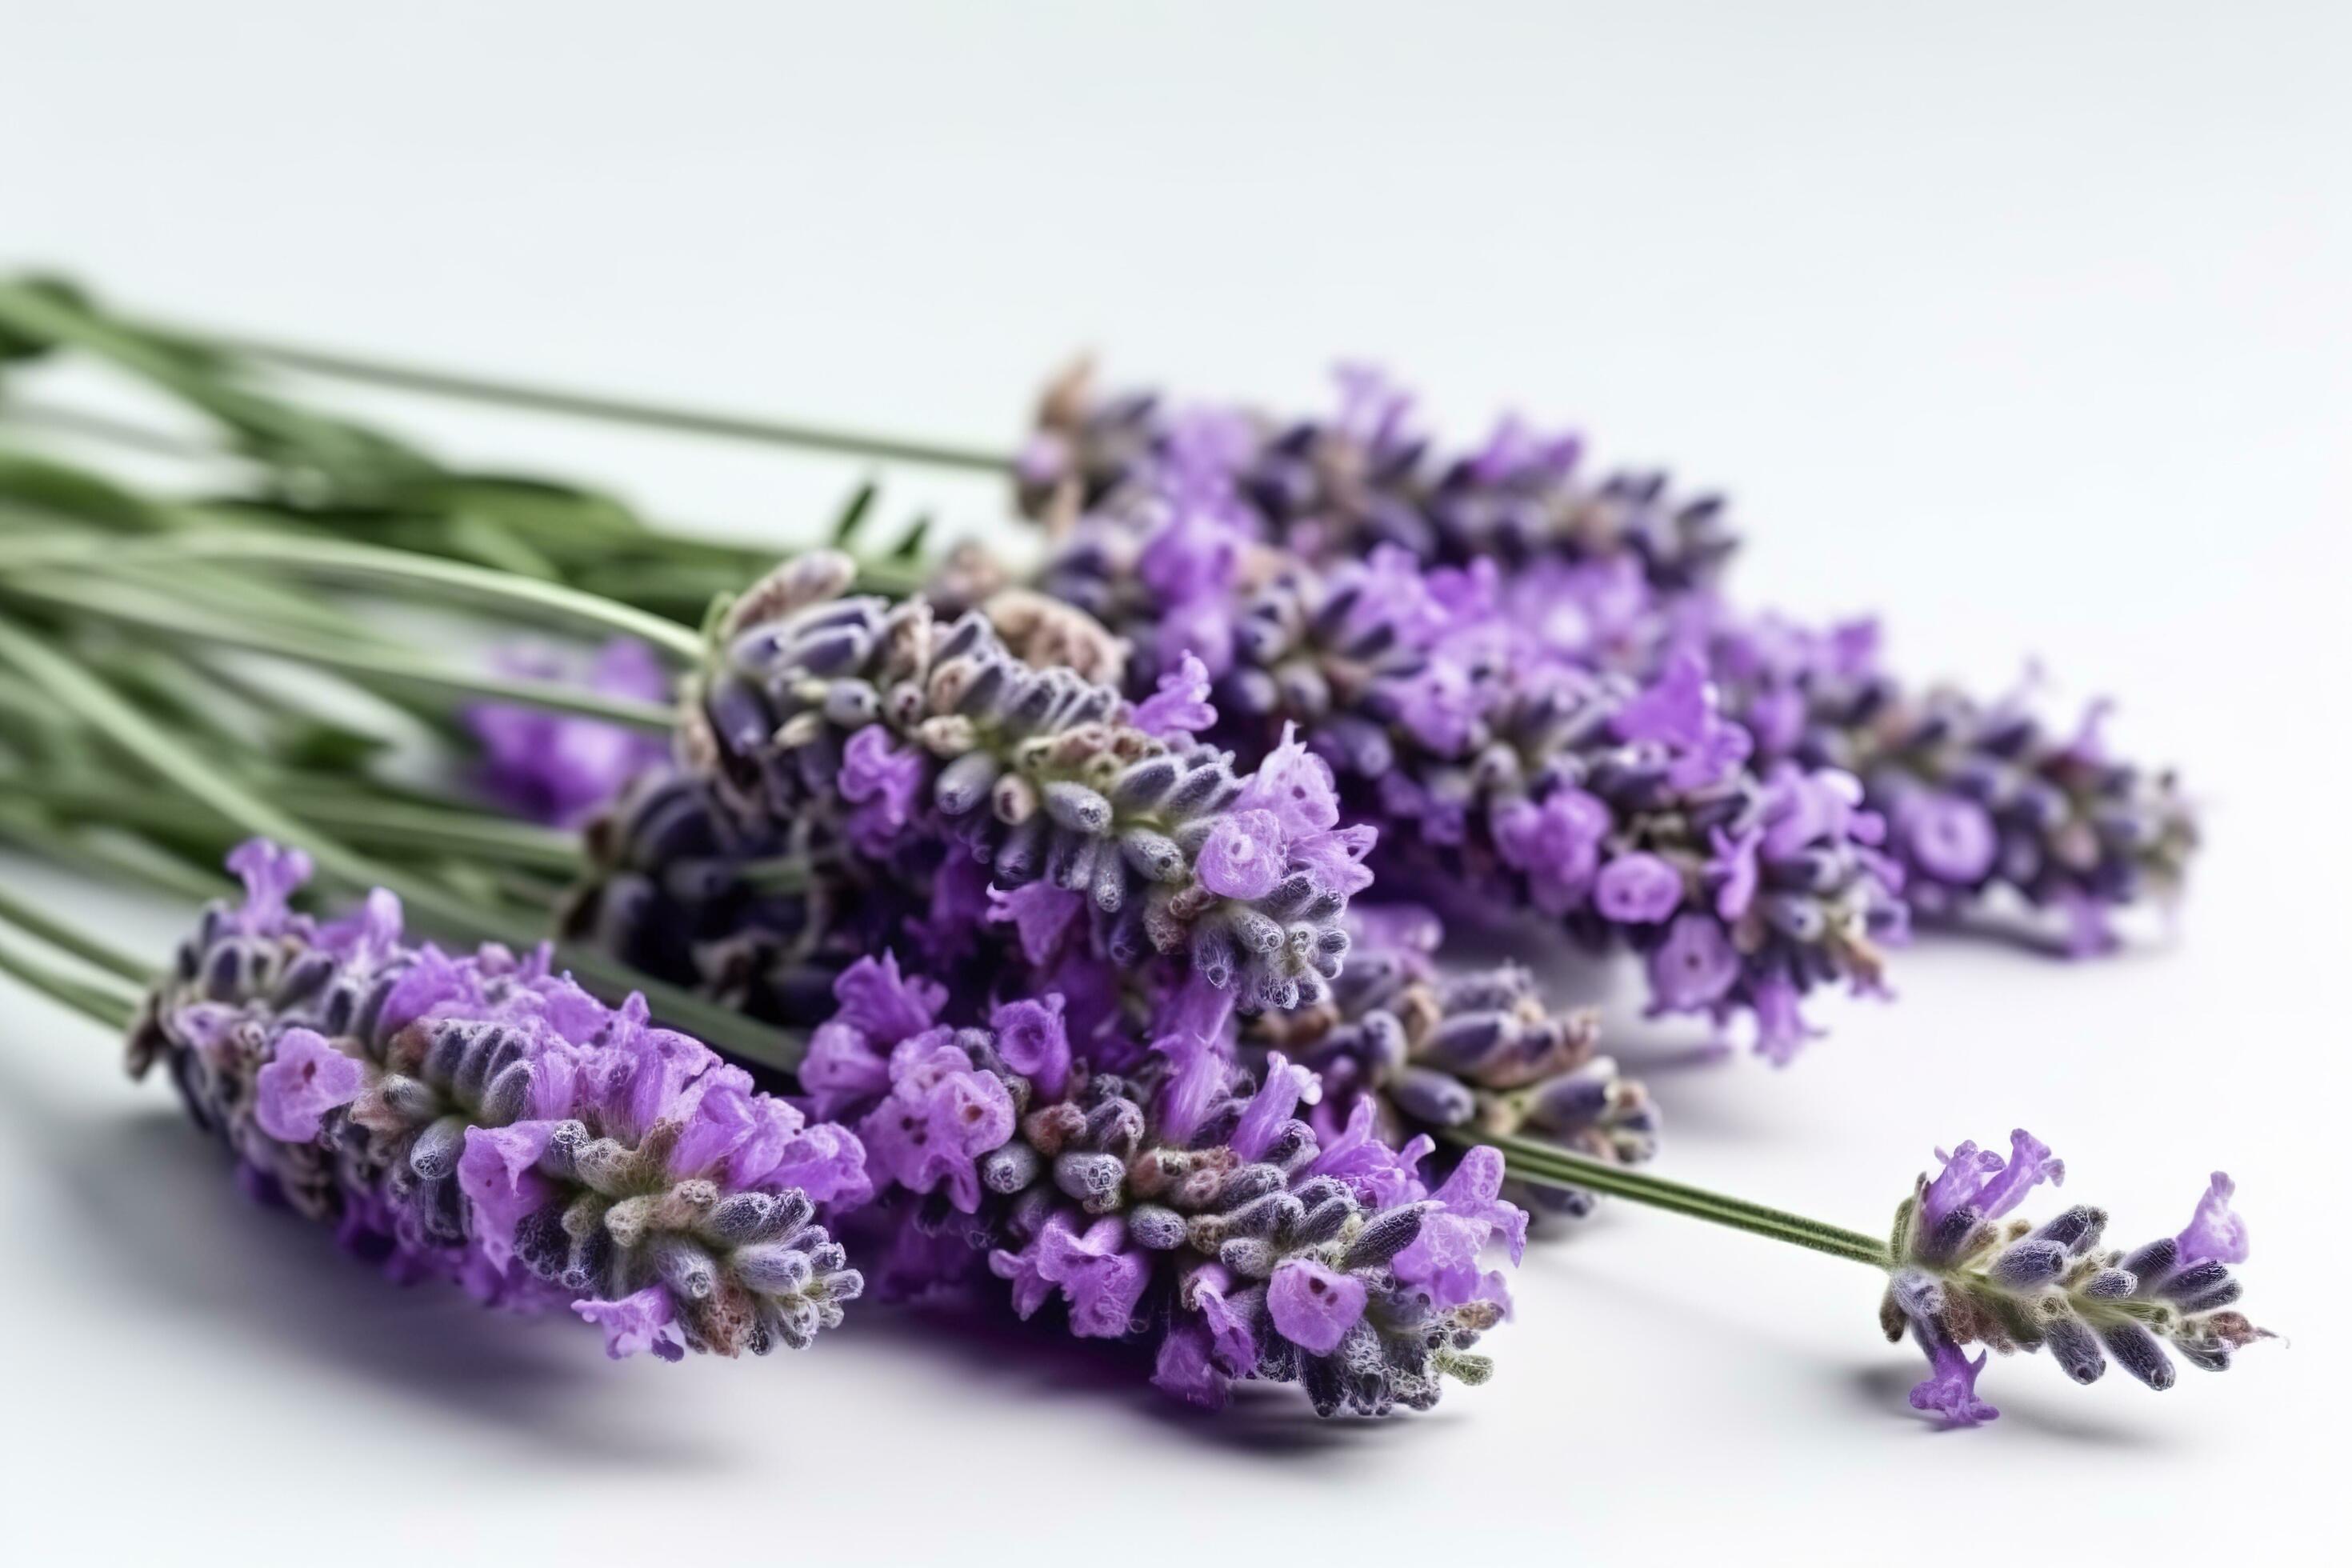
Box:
0 277 2255 1433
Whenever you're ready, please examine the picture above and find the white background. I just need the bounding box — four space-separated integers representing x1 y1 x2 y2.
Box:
2 4 2346 1562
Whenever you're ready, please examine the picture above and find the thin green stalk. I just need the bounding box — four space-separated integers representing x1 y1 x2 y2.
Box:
274 787 586 874
1476 1126 1886 1247
1447 1129 1893 1269
0 878 154 984
200 332 1017 476
0 399 222 463
0 918 144 1033
0 617 802 1074
0 572 675 731
0 474 419 651
0 527 706 662
0 807 234 903
4 773 588 877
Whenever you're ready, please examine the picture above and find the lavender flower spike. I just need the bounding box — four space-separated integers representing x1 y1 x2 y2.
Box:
129 839 868 1360
1019 362 1738 595
1248 905 1658 1218
1879 1129 2268 1426
689 553 1370 1014
807 954 1519 1417
466 637 674 826
1701 615 2198 954
1017 497 1904 1054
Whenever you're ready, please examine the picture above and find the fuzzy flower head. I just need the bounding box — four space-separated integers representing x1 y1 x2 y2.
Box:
1018 365 1738 593
1878 1130 2268 1427
131 841 867 1362
1702 609 2198 953
810 961 1522 1418
467 638 673 826
695 560 1365 1015
1047 474 1898 1055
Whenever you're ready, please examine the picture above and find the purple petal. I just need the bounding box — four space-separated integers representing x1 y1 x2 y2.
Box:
1266 1258 1367 1356
2175 1172 2249 1267
253 1029 365 1143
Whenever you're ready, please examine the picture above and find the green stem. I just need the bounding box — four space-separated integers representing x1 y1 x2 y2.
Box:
0 878 154 984
200 332 1017 476
0 399 222 463
0 527 706 662
0 918 143 1033
1450 1130 1893 1269
4 773 588 876
0 617 802 1074
1489 1129 1886 1249
0 571 676 732
277 788 586 874
0 807 234 903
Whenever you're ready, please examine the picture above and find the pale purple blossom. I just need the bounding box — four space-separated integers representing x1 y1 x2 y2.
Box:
467 638 670 826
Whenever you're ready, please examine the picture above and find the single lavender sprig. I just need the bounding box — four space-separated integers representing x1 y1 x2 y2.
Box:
1880 1129 2267 1425
1702 615 2197 954
1249 905 1658 1218
133 838 869 1359
1011 489 1904 1058
465 637 675 827
1018 362 1737 594
687 552 1373 1016
802 954 1522 1417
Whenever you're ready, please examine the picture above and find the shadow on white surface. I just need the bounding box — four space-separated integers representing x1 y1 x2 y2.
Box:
1842 1364 2178 1451
0 1061 729 1469
838 1298 1446 1455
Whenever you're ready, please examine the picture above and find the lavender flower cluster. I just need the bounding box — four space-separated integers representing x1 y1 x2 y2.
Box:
130 839 870 1361
1698 617 2197 955
687 553 1369 1016
1013 365 2195 986
579 551 1664 1196
529 558 1598 1414
481 370 2215 1423
998 414 1903 1058
802 953 1520 1414
1882 1130 2265 1425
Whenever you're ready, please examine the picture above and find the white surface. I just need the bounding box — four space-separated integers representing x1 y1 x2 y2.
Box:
3 4 2347 1562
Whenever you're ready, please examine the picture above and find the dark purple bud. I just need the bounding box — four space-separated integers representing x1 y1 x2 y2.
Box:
2044 1317 2106 1384
2032 1205 2108 1254
1391 1067 1478 1127
2122 1237 2179 1286
934 750 1000 816
1341 1205 1429 1271
2097 1322 2176 1390
1990 1240 2070 1287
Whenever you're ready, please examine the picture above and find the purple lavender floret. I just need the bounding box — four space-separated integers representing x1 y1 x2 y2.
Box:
1878 1129 2267 1426
1018 502 1902 1058
686 552 1370 1014
1701 615 2197 955
1249 906 1658 1218
804 953 1521 1417
465 637 674 826
126 839 868 1360
1019 362 1737 594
